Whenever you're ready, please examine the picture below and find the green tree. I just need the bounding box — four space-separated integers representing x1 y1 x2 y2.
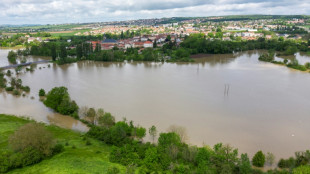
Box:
149 125 157 143
98 112 115 128
76 44 83 60
135 126 146 141
60 43 67 59
39 89 46 96
239 153 252 174
51 43 57 61
44 87 69 110
252 150 265 167
7 50 17 64
86 108 96 125
143 147 161 171
158 132 181 148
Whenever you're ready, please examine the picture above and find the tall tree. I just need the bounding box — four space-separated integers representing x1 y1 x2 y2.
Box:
76 44 83 60
149 125 157 143
51 44 57 61
60 44 67 59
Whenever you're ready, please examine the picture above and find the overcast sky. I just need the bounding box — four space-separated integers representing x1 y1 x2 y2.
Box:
0 0 309 24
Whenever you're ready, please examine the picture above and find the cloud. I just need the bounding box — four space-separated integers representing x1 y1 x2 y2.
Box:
0 0 309 24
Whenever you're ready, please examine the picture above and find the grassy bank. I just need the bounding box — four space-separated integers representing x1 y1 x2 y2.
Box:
0 114 125 174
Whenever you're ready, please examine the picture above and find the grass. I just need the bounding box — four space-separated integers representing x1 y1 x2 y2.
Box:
50 29 91 37
0 114 126 174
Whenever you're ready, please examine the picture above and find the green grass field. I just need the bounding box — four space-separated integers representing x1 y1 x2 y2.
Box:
50 29 91 37
0 114 125 174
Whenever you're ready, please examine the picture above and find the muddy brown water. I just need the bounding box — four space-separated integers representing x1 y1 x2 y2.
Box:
1 49 310 160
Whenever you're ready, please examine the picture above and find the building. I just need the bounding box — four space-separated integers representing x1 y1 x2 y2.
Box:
143 41 153 48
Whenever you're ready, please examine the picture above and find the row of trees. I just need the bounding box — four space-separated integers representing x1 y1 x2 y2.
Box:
180 34 310 55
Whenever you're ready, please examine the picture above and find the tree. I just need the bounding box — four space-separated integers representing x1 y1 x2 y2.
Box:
39 89 46 96
98 112 115 128
252 150 265 167
76 44 83 60
7 50 17 64
60 43 67 59
44 87 69 110
135 126 146 141
9 123 55 156
153 40 157 48
167 125 188 143
165 35 171 42
239 153 252 174
51 43 57 61
149 125 157 143
143 147 161 171
266 152 275 166
158 132 181 148
43 86 78 116
86 108 96 125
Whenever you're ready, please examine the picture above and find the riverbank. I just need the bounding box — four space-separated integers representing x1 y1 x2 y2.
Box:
0 114 125 174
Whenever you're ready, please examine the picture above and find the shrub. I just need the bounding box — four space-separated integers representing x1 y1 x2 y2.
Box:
252 151 265 167
5 86 14 91
22 86 30 92
38 88 45 96
12 89 20 96
9 123 55 156
107 166 121 174
52 144 64 155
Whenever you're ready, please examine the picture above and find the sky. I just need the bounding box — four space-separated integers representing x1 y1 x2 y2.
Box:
0 0 309 25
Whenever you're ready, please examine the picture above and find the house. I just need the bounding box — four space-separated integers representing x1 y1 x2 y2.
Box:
143 41 153 48
27 37 42 43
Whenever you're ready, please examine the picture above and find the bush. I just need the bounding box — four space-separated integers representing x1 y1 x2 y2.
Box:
39 88 46 96
5 86 14 91
21 86 30 92
252 151 265 167
12 89 20 96
52 144 64 155
9 123 55 156
107 166 121 174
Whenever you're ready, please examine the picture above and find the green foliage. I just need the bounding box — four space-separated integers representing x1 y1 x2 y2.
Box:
0 114 126 173
39 88 45 96
107 166 121 174
278 157 296 169
7 50 17 64
239 153 252 174
287 59 307 71
12 89 20 96
258 51 275 62
158 132 181 148
149 125 157 143
252 151 266 167
43 86 79 116
98 112 115 128
293 165 310 174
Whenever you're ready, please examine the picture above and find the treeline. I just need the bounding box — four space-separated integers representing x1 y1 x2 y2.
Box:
28 38 193 64
181 34 310 55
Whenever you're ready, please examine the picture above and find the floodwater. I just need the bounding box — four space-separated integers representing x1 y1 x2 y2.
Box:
1 49 310 160
0 47 49 67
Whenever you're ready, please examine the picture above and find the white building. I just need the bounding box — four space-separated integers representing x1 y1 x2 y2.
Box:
143 41 153 48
